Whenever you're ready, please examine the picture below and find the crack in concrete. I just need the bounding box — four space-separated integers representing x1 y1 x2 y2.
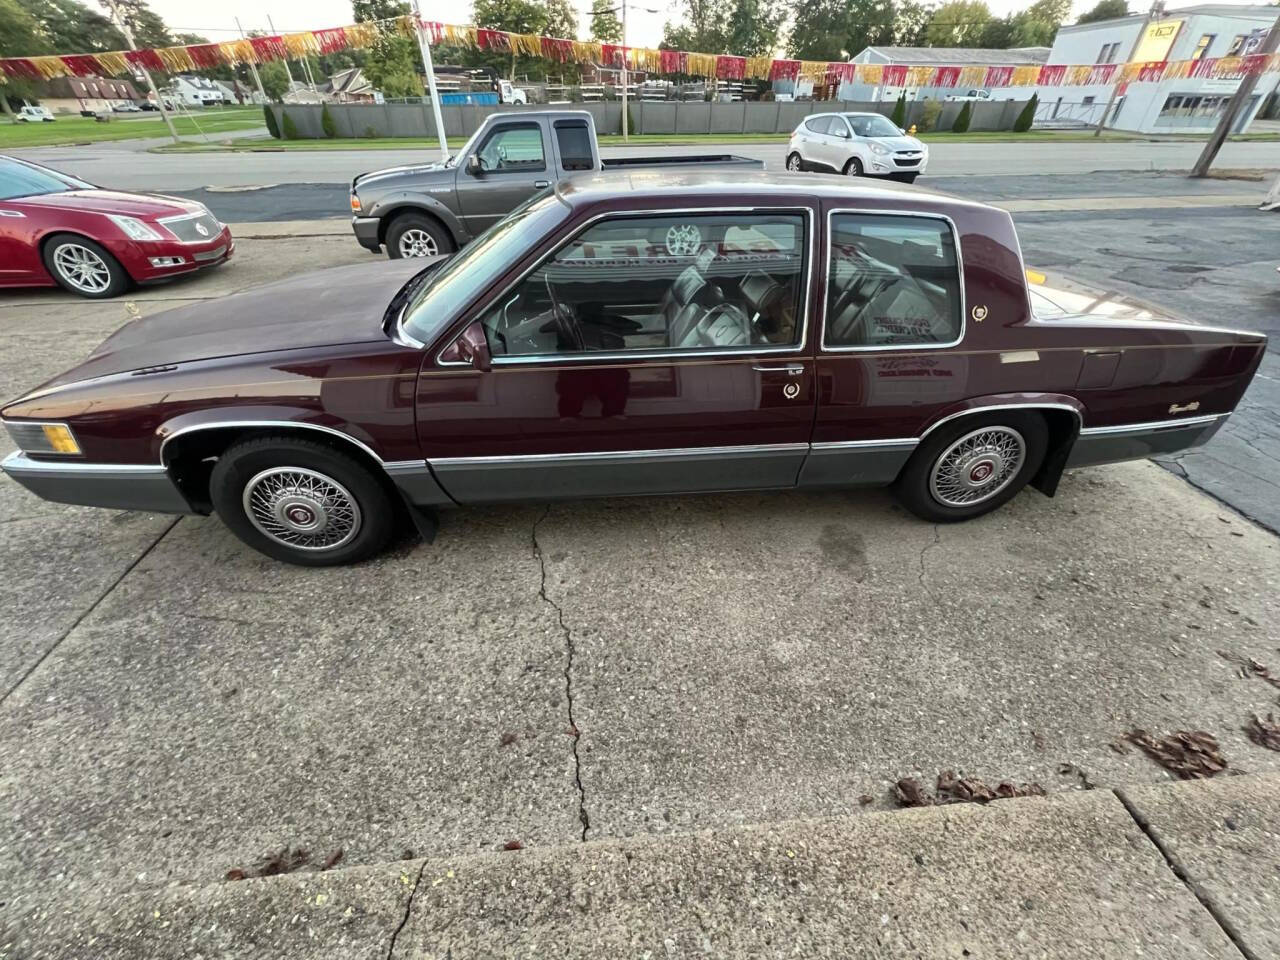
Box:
384 858 428 960
531 506 591 842
918 523 941 589
1114 788 1259 960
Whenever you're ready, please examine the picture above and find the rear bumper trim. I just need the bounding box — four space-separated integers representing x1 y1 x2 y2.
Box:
1 451 195 514
1067 413 1229 468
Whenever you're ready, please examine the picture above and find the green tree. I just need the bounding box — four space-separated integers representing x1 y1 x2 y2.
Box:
257 60 291 101
354 0 424 98
15 0 124 53
263 104 280 138
788 0 931 61
543 0 578 39
587 0 621 43
1013 92 1037 131
107 0 175 48
321 102 336 137
926 0 993 47
1076 0 1129 23
951 99 972 132
890 91 906 126
0 0 44 119
664 0 783 55
281 110 299 139
473 0 548 79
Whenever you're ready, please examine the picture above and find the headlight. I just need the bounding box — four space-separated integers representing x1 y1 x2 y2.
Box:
869 142 890 156
108 215 164 242
4 420 81 456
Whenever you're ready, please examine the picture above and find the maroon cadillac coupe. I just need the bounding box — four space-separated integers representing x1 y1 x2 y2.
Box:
0 172 1265 565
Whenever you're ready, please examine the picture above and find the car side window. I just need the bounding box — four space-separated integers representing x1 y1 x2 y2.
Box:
478 212 808 359
804 116 830 135
828 117 851 138
825 214 962 348
475 123 546 174
554 120 594 171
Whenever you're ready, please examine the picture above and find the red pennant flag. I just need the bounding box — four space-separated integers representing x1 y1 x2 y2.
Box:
185 43 224 69
934 66 961 87
313 27 349 54
827 62 857 83
477 28 511 52
1242 53 1269 75
660 49 685 74
715 55 745 80
1137 60 1166 82
770 59 799 81
1 58 42 80
1085 63 1116 84
59 54 102 77
984 66 1013 86
1037 64 1066 85
249 35 287 62
882 65 907 86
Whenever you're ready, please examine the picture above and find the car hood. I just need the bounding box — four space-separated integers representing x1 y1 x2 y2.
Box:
871 135 926 152
33 258 433 392
354 162 452 191
8 189 202 219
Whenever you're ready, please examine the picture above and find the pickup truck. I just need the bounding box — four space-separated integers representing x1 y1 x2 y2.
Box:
349 109 765 259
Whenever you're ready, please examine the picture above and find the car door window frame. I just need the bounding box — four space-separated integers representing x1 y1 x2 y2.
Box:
821 207 966 353
437 205 815 367
473 121 548 175
829 116 852 139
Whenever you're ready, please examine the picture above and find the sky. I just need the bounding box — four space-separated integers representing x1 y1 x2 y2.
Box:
143 0 1272 53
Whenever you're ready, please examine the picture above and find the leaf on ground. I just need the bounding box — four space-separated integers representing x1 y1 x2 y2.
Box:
502 839 524 851
895 772 1045 807
1244 714 1280 751
225 868 247 881
500 732 518 747
893 778 933 807
255 846 312 878
1217 651 1280 690
321 849 344 871
1126 729 1228 779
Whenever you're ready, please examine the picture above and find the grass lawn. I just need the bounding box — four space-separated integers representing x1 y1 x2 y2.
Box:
0 106 265 149
150 127 1279 153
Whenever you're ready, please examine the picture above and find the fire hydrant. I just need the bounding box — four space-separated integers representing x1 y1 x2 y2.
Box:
908 124 918 134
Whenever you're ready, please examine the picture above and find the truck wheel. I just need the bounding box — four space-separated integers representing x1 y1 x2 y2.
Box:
386 213 454 260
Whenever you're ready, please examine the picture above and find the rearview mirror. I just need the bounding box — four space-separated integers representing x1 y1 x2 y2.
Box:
465 154 483 177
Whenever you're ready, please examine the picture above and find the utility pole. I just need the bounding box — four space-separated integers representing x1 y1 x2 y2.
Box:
620 0 629 141
236 17 269 103
409 0 451 161
266 15 296 99
1095 0 1164 137
102 0 180 143
1191 11 1280 177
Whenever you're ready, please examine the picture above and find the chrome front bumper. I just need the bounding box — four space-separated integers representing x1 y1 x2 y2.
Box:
1 452 194 514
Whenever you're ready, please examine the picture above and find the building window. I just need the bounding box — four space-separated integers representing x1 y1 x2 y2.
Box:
1191 33 1215 59
1226 34 1247 56
1096 42 1122 64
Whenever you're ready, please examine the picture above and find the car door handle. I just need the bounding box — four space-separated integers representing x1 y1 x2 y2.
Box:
534 179 550 188
752 363 805 375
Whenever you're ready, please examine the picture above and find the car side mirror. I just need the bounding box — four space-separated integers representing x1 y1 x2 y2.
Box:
442 321 492 372
465 154 483 177
899 127 906 135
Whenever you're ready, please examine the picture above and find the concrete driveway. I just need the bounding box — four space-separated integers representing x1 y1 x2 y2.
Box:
2 232 1279 934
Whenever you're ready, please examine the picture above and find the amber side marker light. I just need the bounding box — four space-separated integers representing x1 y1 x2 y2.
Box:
350 194 361 213
1025 268 1047 285
43 424 81 454
4 420 83 456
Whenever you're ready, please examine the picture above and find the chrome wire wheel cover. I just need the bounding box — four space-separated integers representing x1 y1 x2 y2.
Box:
929 426 1026 508
398 228 438 258
243 467 362 551
53 243 111 293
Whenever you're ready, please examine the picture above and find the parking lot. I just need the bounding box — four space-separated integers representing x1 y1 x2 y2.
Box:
3 218 1280 921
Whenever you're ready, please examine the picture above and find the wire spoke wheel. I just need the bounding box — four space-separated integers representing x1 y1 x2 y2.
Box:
664 223 703 257
242 466 362 551
398 228 439 258
53 243 112 294
929 426 1026 508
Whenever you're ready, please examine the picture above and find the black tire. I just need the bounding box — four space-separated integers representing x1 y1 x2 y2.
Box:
42 233 130 299
209 435 396 566
843 157 864 177
385 212 455 261
893 411 1047 523
786 151 804 172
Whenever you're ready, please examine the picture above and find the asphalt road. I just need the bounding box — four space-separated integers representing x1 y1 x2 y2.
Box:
11 137 1280 190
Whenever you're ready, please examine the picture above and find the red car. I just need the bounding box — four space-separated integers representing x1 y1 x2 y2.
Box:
0 174 1265 565
0 155 233 299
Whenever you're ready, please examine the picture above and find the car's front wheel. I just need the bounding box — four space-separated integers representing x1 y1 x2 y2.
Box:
209 436 396 565
893 412 1047 523
42 234 130 299
786 152 803 172
843 157 864 177
386 212 454 260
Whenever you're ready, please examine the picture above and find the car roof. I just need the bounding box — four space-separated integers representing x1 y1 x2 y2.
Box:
555 170 989 216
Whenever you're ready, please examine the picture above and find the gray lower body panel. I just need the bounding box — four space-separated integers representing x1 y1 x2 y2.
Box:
430 444 809 504
797 440 918 488
1 452 194 514
382 460 456 507
351 216 381 252
1066 415 1227 469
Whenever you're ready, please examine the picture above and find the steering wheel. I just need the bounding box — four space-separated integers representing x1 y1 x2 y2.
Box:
544 275 584 351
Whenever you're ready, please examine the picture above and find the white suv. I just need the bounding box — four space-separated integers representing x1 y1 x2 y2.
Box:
786 112 928 183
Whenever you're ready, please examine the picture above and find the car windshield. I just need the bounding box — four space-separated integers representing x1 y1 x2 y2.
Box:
402 193 570 345
0 159 91 200
847 115 902 138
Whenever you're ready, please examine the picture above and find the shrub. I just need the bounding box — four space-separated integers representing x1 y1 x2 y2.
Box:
263 104 280 139
321 103 336 138
918 99 942 132
281 111 299 140
890 92 907 127
1014 93 1038 132
952 101 972 133
363 125 378 139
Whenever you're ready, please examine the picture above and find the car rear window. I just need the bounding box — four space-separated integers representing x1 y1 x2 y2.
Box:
554 120 594 172
0 159 86 200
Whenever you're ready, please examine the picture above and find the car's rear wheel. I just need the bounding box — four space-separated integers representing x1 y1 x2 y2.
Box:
893 411 1047 523
209 436 396 566
786 152 803 172
386 212 454 260
42 234 130 299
